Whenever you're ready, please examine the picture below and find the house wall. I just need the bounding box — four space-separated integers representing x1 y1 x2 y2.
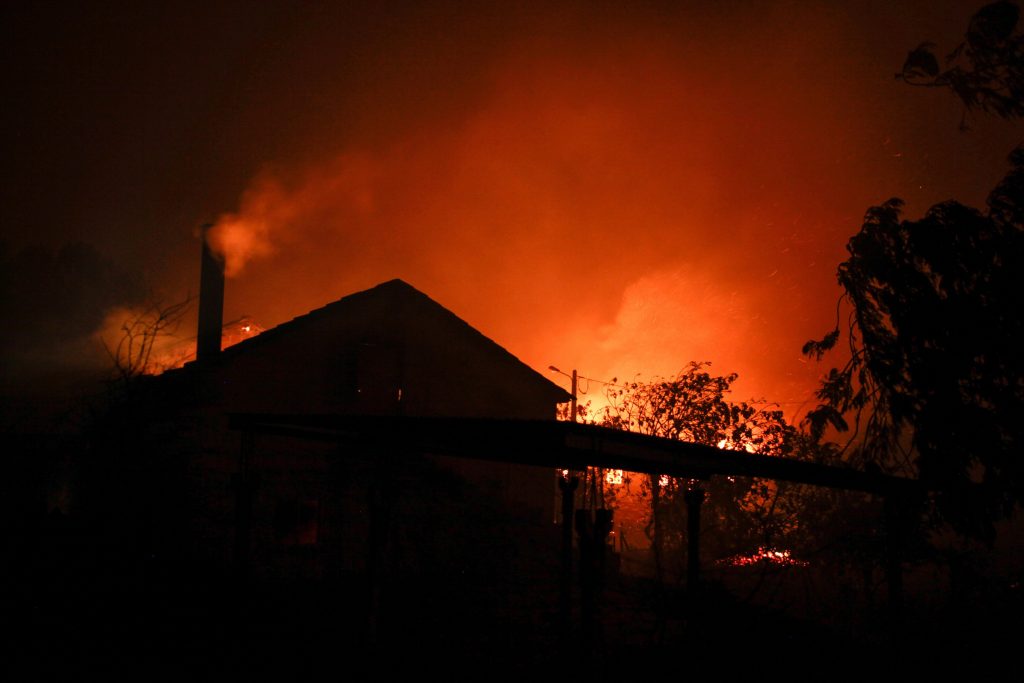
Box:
172 293 562 581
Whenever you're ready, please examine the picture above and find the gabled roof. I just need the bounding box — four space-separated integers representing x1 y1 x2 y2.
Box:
185 278 570 403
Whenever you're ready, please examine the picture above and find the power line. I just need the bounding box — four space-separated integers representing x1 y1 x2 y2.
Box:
549 364 819 409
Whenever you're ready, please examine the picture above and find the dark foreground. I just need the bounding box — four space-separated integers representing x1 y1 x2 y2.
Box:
13 562 1022 681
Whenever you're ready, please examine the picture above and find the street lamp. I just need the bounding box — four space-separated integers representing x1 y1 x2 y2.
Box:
548 365 577 423
547 367 580 635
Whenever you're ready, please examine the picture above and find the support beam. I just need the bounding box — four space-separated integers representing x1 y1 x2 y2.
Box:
228 414 923 497
883 495 906 620
685 484 706 594
558 474 579 637
233 429 255 582
575 507 613 650
366 449 396 643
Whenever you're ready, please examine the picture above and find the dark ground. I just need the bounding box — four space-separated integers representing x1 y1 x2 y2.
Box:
12 548 1023 681
8 440 1023 680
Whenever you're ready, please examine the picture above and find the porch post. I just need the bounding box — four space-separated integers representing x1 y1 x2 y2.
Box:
558 474 579 636
575 507 613 650
233 429 255 582
883 494 905 619
685 484 706 593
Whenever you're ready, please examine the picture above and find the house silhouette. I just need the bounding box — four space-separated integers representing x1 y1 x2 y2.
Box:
190 278 568 420
31 276 926 671
136 279 570 616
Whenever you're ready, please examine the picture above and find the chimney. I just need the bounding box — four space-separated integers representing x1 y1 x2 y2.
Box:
196 224 225 362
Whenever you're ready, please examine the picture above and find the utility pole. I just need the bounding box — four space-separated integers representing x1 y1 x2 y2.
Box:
548 365 578 422
570 368 578 422
548 364 581 637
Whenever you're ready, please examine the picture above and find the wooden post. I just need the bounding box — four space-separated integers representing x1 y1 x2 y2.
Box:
558 474 579 636
367 449 395 643
575 507 613 650
883 494 905 619
233 429 255 582
571 370 578 422
685 484 706 594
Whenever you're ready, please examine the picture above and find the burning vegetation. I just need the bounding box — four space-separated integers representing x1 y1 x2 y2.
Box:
99 303 264 378
721 547 810 568
555 362 844 586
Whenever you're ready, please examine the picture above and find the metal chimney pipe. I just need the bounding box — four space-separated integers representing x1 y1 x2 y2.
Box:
196 223 225 362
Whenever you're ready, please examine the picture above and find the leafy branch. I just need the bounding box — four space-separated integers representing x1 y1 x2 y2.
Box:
897 1 1024 128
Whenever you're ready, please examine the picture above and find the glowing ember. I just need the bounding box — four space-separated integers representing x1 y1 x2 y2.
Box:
220 316 264 349
721 547 809 567
605 469 624 486
103 314 268 375
717 437 757 453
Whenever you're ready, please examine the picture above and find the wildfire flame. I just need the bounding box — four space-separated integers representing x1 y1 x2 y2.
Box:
98 311 266 376
721 547 809 568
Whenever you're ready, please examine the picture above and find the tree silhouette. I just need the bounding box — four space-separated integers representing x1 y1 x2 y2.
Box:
897 0 1024 128
806 1 1024 540
805 153 1023 539
102 296 194 387
596 362 826 585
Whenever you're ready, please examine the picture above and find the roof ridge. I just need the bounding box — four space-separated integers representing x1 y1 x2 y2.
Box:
181 279 568 400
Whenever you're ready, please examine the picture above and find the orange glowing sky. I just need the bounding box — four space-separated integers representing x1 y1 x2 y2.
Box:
3 1 1020 415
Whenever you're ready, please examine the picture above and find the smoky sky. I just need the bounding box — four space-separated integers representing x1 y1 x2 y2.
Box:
0 242 145 388
3 1 1020 415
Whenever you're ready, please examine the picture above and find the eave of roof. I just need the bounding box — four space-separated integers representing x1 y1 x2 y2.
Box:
228 413 923 496
175 279 571 402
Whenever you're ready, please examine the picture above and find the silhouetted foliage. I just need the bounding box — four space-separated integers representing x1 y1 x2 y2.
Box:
600 363 792 454
897 1 1024 127
804 149 1024 539
595 362 834 585
102 295 193 391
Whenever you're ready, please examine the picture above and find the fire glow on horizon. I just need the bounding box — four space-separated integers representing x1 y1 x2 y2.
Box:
6 3 1019 412
194 3 916 423
97 311 265 376
76 1 1013 428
